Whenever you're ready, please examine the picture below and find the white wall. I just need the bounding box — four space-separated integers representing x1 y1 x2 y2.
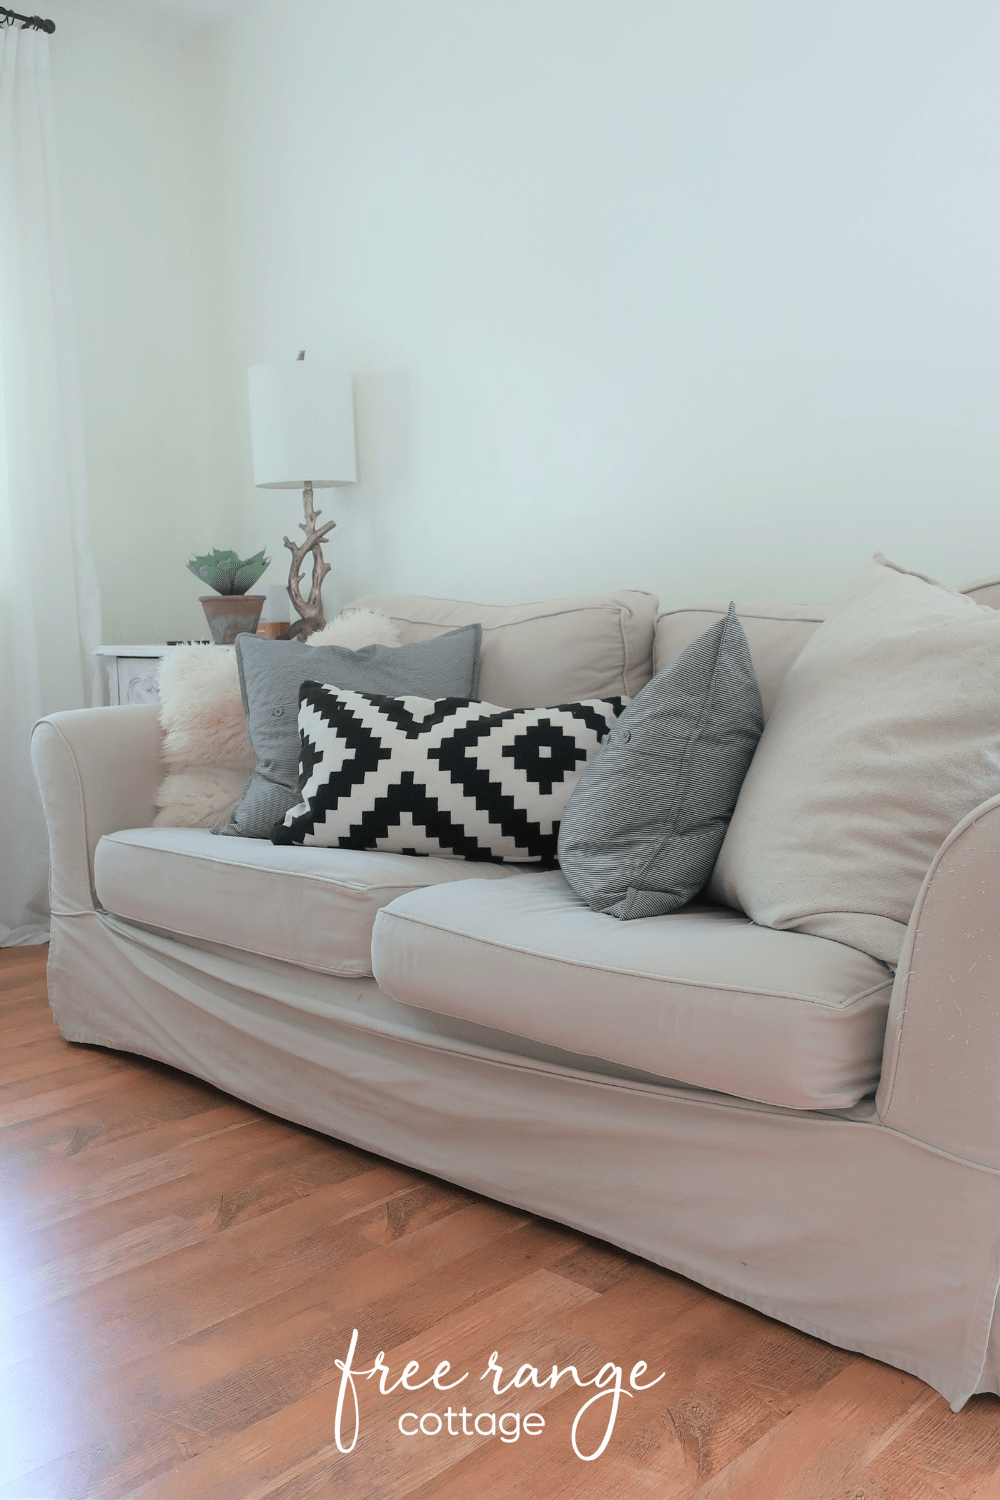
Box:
182 0 1000 618
46 0 217 642
46 0 1000 639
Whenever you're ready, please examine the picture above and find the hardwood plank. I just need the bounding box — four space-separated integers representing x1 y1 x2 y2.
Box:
9 1114 288 1233
22 1098 255 1180
358 1217 579 1345
0 1066 150 1130
686 1361 934 1498
0 1032 105 1082
859 1388 1000 1500
8 1212 208 1315
0 1016 72 1049
0 1051 129 1106
0 1078 238 1185
0 952 48 992
0 992 50 1024
6 1119 367 1272
0 1162 423 1370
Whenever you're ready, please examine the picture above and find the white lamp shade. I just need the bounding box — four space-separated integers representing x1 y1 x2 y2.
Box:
247 361 357 488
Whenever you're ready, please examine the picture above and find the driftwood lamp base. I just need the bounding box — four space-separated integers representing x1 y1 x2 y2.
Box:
281 481 334 640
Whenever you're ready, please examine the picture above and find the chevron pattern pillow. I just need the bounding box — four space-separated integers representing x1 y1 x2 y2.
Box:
272 684 627 862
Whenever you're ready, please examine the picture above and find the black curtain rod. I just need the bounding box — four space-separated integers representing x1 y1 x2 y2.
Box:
0 6 55 31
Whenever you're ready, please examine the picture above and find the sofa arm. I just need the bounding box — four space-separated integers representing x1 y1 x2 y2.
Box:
31 706 164 916
877 792 1000 1167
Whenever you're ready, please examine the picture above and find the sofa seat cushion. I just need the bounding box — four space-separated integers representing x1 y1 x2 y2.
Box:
371 872 893 1110
94 828 522 979
653 601 830 721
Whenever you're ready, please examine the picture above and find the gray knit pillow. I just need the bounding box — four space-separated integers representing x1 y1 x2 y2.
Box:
557 603 763 919
215 625 482 839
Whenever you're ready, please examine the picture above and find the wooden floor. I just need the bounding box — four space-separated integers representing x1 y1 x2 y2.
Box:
3 950 1000 1500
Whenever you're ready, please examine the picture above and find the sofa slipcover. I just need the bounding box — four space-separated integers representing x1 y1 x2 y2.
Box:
32 567 1000 1415
94 827 521 978
371 871 893 1111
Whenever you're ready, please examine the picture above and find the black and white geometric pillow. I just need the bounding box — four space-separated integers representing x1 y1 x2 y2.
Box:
271 683 627 863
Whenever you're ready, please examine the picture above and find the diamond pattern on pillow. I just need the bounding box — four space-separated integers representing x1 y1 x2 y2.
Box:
272 684 627 862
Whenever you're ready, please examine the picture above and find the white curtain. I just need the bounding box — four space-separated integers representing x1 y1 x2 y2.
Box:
0 24 102 945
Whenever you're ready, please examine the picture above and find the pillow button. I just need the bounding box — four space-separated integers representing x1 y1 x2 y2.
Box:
272 706 284 717
621 728 631 744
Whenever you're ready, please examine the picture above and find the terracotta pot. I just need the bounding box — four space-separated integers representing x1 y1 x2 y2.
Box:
199 593 265 645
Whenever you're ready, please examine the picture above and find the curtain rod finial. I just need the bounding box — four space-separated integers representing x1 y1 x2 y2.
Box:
0 7 55 29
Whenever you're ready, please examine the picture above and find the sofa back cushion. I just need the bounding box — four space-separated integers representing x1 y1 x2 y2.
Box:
655 576 1000 725
959 573 1000 610
654 602 831 721
343 591 658 708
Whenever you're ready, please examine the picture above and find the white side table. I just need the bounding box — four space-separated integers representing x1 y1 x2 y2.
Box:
91 643 227 706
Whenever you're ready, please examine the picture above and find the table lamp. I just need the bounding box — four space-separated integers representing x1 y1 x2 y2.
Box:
247 351 356 639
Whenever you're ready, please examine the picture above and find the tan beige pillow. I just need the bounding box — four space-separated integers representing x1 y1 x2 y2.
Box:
709 555 1000 967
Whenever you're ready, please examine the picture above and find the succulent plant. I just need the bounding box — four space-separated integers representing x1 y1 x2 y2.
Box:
187 548 270 596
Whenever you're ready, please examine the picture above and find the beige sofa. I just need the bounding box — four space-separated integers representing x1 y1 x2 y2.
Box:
31 581 1000 1412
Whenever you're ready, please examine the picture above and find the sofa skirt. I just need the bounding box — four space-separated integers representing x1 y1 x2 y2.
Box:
46 908 1000 1413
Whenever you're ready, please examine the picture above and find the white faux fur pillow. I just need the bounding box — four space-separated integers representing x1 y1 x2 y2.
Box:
306 609 401 651
153 608 402 827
